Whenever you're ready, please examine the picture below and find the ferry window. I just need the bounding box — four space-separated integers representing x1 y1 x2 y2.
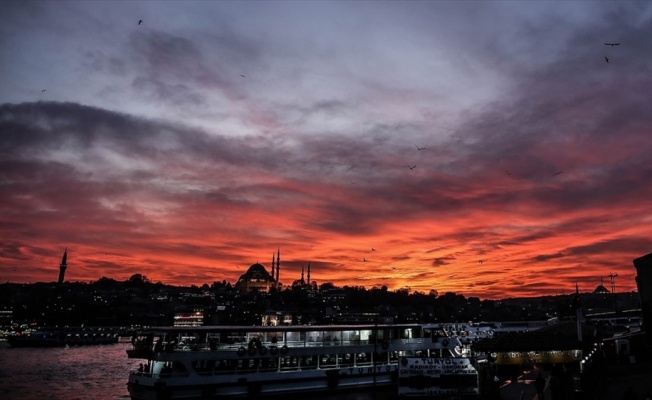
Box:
161 361 189 377
389 351 399 362
259 357 278 372
280 356 299 371
307 330 320 343
191 360 212 375
301 355 318 370
214 360 234 374
237 359 258 374
268 332 282 345
338 353 354 366
374 351 389 363
359 330 373 344
356 352 372 366
320 354 337 369
285 331 302 345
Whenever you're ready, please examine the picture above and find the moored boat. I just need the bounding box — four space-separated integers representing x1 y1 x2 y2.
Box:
126 323 494 399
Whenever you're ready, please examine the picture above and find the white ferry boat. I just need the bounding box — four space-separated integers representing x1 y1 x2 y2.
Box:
126 323 494 399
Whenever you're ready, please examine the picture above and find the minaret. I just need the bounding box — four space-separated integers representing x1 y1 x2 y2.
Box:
58 248 68 284
307 261 311 285
301 265 305 285
271 253 276 282
275 248 280 283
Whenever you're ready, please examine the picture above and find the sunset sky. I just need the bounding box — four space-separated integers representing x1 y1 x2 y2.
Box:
1 1 651 299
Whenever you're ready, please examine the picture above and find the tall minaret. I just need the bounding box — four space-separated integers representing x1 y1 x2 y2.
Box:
271 253 276 281
301 265 305 285
275 248 280 283
58 248 68 284
307 261 311 285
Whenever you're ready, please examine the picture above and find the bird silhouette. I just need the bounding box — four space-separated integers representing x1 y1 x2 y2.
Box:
240 75 245 78
478 260 484 264
41 89 46 93
138 19 143 25
363 258 367 262
605 56 609 63
604 43 620 46
409 165 416 170
371 247 376 251
415 144 425 150
553 171 563 176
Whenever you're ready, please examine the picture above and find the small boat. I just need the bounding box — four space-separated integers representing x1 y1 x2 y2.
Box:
126 322 493 399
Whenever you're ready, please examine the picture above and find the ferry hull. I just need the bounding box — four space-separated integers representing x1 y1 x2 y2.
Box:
128 368 397 400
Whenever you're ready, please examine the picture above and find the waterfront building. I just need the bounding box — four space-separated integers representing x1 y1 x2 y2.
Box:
173 308 204 327
261 310 293 326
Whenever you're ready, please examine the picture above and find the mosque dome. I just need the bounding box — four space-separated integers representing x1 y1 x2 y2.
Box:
593 284 610 294
236 263 276 292
240 263 273 280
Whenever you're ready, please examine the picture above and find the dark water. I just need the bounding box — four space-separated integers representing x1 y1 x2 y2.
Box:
0 341 395 400
0 341 141 400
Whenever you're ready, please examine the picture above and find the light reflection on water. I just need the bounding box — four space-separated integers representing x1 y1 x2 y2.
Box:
0 341 395 400
0 341 141 400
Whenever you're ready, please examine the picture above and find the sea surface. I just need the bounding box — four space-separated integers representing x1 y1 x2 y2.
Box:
0 340 141 400
0 340 396 400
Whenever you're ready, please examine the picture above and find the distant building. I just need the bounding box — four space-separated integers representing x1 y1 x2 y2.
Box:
235 263 277 293
0 308 13 326
261 310 293 326
235 249 281 293
633 252 652 340
173 308 204 327
593 279 611 295
57 248 67 284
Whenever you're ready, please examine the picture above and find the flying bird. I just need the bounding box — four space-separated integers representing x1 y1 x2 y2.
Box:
41 89 46 93
605 56 609 63
240 75 246 78
478 260 484 264
604 43 620 46
553 171 563 176
371 248 376 251
415 144 425 150
138 19 143 25
409 165 416 170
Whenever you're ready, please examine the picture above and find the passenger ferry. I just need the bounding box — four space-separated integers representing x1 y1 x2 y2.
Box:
126 322 494 399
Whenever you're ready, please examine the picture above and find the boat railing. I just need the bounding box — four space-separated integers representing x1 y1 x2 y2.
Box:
147 336 429 355
166 338 388 352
